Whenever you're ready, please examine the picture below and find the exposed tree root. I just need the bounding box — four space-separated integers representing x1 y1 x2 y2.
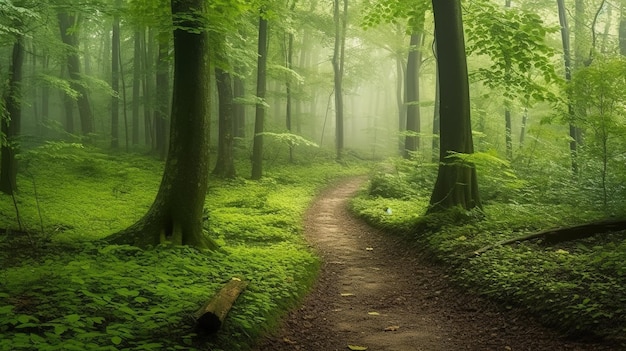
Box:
472 219 626 257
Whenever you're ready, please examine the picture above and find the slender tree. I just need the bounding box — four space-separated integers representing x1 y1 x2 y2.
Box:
403 31 423 158
557 0 578 174
251 14 269 180
111 5 121 149
428 0 481 213
0 36 25 195
132 30 141 145
212 32 236 178
154 30 170 159
332 0 347 161
106 0 214 248
57 12 94 135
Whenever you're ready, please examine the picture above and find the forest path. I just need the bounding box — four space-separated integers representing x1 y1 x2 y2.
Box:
253 177 616 351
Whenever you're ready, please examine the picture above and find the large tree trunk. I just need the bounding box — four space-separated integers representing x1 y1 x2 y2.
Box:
428 0 481 213
57 12 94 135
111 9 121 149
0 37 24 195
251 15 269 180
106 0 214 249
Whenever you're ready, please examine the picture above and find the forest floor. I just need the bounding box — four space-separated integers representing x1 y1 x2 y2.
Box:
253 177 619 351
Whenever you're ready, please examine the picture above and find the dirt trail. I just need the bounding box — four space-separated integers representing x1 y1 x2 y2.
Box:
254 177 618 351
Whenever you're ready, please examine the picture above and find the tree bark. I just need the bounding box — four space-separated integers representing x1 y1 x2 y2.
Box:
285 2 295 162
132 30 141 145
619 0 626 56
332 0 347 161
213 42 236 178
251 15 269 180
233 74 246 139
0 37 24 195
154 31 170 159
557 0 579 175
57 12 94 135
106 0 214 249
111 8 121 149
195 278 248 334
432 64 440 163
428 0 481 213
396 53 406 155
404 32 423 158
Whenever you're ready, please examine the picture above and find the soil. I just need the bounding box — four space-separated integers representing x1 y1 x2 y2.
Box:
253 177 621 351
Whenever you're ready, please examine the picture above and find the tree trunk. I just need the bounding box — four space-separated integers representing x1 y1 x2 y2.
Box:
432 64 440 163
211 30 235 178
106 0 214 249
154 31 170 159
619 0 626 56
396 53 406 155
285 1 295 162
251 15 269 180
428 0 481 213
504 106 513 159
557 0 579 175
143 28 155 146
332 0 347 161
233 74 246 139
0 37 24 195
41 53 50 134
111 9 121 149
57 12 94 135
132 30 141 145
404 32 423 158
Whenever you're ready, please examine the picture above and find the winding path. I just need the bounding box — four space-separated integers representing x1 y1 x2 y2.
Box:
254 177 617 351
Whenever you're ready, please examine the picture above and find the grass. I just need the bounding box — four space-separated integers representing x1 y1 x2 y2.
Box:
0 144 370 351
351 157 626 344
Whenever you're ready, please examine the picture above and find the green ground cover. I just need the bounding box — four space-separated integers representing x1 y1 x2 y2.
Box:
0 145 368 351
351 157 626 344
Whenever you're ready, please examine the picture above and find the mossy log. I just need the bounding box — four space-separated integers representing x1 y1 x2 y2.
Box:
195 278 248 334
472 219 626 257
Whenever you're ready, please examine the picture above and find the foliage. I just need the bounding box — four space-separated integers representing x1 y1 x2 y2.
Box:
0 147 369 350
570 56 626 210
0 1 39 37
351 156 626 341
464 0 560 106
360 0 430 32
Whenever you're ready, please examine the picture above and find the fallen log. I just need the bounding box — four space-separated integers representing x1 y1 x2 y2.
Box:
472 218 626 257
195 278 248 334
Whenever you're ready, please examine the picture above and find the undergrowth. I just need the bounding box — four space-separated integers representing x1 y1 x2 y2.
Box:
351 156 626 343
0 144 369 350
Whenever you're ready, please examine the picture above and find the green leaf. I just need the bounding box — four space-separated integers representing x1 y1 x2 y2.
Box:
54 324 69 335
111 336 122 345
348 345 368 351
65 314 81 323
